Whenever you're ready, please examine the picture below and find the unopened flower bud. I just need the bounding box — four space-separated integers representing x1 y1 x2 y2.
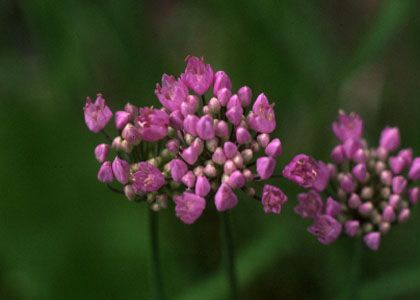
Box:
95 144 110 163
340 174 356 193
380 127 400 152
379 222 391 235
224 142 238 159
212 147 226 165
361 187 374 199
398 208 410 223
204 163 217 178
352 163 367 182
182 171 196 188
382 205 395 222
236 127 252 144
97 161 114 183
363 232 381 251
331 145 345 163
227 170 246 189
206 138 219 152
241 149 253 164
257 134 270 148
359 202 373 216
224 160 237 175
208 97 221 113
124 185 136 201
215 120 229 139
115 111 131 130
251 141 260 153
233 154 244 169
243 169 254 181
392 176 407 194
237 86 252 107
166 139 180 154
112 136 123 150
348 193 362 209
380 170 392 186
345 220 360 237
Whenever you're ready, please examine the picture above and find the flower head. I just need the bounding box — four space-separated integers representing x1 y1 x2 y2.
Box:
84 94 113 133
288 110 419 250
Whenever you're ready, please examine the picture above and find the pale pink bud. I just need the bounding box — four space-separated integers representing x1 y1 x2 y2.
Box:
389 194 401 208
265 138 282 157
212 147 226 165
331 145 345 163
389 155 406 174
115 111 131 130
215 120 229 139
348 193 361 209
224 142 238 159
237 86 252 107
169 159 188 182
409 187 420 205
233 154 244 169
398 208 411 223
358 202 373 216
399 148 413 165
226 103 244 126
195 176 211 197
345 220 360 237
214 183 238 211
241 149 253 164
392 176 407 194
216 88 232 106
166 139 180 154
224 160 237 175
183 114 199 136
380 127 400 152
352 163 367 182
197 115 215 141
124 185 136 201
213 71 231 95
243 169 253 181
122 123 140 144
182 171 196 188
204 163 217 178
353 149 367 163
380 170 393 186
181 146 199 165
97 161 114 183
408 158 420 181
257 134 270 148
256 156 276 180
169 110 184 130
236 127 252 144
382 206 395 222
227 170 246 189
340 174 356 193
112 157 130 184
95 144 110 163
363 232 381 250
208 97 221 113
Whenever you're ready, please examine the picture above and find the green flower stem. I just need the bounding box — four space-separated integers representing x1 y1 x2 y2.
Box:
220 212 238 300
346 240 363 300
149 209 165 300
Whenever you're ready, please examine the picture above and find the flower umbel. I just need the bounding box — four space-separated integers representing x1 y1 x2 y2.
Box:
284 110 420 250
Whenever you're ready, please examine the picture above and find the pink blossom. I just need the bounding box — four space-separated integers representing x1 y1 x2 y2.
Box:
174 192 206 224
155 74 188 112
132 162 165 193
136 107 169 142
84 94 113 133
261 185 288 214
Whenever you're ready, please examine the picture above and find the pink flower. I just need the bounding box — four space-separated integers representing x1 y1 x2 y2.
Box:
132 162 165 193
84 94 113 133
379 127 400 152
112 157 130 184
169 159 188 182
363 232 381 251
237 86 252 107
195 176 211 197
308 215 342 245
409 158 420 181
155 74 188 112
227 170 246 189
174 192 206 224
282 154 319 188
344 220 359 237
214 183 238 211
265 138 282 157
181 56 214 95
213 71 231 95
97 161 114 183
94 144 110 163
115 111 131 130
325 197 341 217
261 185 288 214
256 156 276 180
295 191 323 219
136 107 169 142
247 93 276 133
332 111 363 142
196 115 215 140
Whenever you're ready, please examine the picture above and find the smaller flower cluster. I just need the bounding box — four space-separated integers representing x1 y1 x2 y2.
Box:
83 56 288 221
84 94 171 211
283 111 420 250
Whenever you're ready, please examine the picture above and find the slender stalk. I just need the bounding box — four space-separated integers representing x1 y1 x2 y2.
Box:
149 209 165 300
220 212 238 300
346 240 363 300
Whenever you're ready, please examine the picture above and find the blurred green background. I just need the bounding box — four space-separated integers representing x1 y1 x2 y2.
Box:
1 0 420 299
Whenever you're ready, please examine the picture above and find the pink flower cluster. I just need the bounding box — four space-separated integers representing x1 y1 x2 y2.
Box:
83 56 288 221
283 110 420 250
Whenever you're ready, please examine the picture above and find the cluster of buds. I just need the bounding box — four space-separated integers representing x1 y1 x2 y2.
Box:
283 111 420 250
84 56 288 222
